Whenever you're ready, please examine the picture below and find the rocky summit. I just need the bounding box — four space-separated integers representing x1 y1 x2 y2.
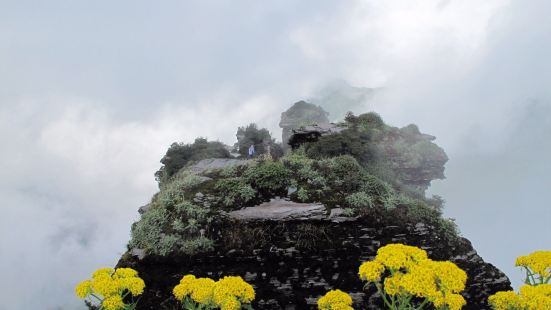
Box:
115 102 512 310
118 204 510 309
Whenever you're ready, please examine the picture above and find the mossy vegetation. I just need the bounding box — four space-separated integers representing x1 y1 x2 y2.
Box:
301 112 448 193
129 171 215 256
155 138 230 186
128 109 456 257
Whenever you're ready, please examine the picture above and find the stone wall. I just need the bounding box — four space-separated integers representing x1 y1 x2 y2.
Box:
118 215 510 310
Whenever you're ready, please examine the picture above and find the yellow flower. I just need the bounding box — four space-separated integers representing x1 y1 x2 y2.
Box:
489 284 551 310
488 291 523 310
113 267 138 279
180 274 196 284
430 260 467 293
91 276 121 297
375 243 428 270
92 267 114 279
383 273 404 296
102 294 124 310
441 293 466 310
520 284 551 310
220 297 241 310
173 275 196 301
516 251 551 279
358 261 384 282
75 279 92 299
213 276 255 305
119 277 145 296
75 267 145 310
190 278 216 305
358 244 467 310
317 289 354 310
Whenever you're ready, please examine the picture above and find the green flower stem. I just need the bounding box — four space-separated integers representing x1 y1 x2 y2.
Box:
525 267 539 285
375 282 396 309
414 298 430 310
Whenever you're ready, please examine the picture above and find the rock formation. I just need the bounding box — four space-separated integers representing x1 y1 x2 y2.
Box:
288 113 448 194
115 102 510 310
279 101 330 149
118 203 511 309
287 123 346 149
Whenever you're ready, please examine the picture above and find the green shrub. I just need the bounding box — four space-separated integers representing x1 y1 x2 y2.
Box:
296 188 309 202
214 178 256 208
180 237 215 255
356 112 385 129
162 170 207 192
345 192 375 209
318 155 367 194
342 207 356 216
304 130 367 160
404 200 459 241
243 159 290 196
155 138 230 185
283 148 327 193
129 206 169 253
380 192 400 209
361 174 393 198
129 174 214 256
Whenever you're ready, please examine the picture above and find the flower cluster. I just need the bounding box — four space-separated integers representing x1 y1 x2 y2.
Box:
173 274 255 310
317 289 354 310
489 284 551 310
358 243 467 310
489 250 551 310
515 251 551 285
75 267 145 310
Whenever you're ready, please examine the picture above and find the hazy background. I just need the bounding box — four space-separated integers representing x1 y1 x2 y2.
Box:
1 1 550 309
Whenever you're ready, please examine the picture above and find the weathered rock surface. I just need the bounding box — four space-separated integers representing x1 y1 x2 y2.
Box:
288 123 346 149
371 124 448 193
228 198 326 221
286 120 448 193
279 101 330 148
118 214 511 310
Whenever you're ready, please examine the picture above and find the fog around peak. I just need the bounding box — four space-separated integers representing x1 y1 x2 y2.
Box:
1 0 550 308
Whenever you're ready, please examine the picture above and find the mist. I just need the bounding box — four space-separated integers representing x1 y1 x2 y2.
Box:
1 1 550 309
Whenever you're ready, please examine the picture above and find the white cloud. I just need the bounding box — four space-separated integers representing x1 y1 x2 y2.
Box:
1 1 551 308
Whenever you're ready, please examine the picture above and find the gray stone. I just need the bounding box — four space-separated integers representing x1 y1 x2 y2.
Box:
129 248 146 260
228 198 326 221
279 101 330 148
287 123 347 149
138 204 151 214
327 207 358 222
328 208 344 217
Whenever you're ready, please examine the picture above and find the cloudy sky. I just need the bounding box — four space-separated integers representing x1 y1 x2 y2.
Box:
1 1 550 309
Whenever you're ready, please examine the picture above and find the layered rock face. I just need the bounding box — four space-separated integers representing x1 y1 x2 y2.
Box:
286 112 448 194
118 204 511 310
279 101 330 149
369 124 449 193
120 103 508 310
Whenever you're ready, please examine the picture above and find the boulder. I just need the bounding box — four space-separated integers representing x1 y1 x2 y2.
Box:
287 123 346 149
279 101 330 148
227 198 326 221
